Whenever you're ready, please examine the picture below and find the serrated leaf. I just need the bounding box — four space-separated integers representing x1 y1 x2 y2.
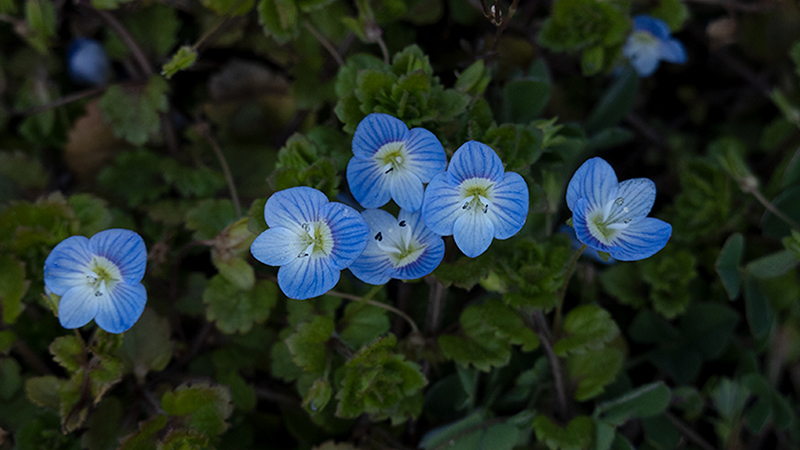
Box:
554 305 619 356
285 315 334 373
161 383 233 437
162 46 198 79
257 0 300 43
213 256 255 291
596 382 672 425
119 308 174 384
338 301 390 349
455 59 491 95
715 233 744 299
185 199 238 240
532 415 594 450
203 276 278 334
49 335 85 373
118 414 168 450
25 375 62 409
98 76 169 146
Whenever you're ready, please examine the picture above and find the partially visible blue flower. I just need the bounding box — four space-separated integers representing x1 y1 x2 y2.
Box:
422 141 529 258
44 229 147 333
346 113 447 212
622 15 687 77
349 209 445 285
250 186 370 300
67 38 111 86
566 157 671 261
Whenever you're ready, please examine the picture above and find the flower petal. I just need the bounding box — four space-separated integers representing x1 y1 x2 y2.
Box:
90 229 147 283
352 113 409 159
633 15 670 40
264 186 328 230
453 210 496 257
94 282 147 333
659 39 687 64
572 198 624 254
44 236 93 295
625 37 661 77
362 208 400 239
394 235 444 279
606 178 656 224
421 172 463 236
405 128 447 182
488 171 529 239
389 169 424 211
322 202 370 270
609 218 672 261
349 246 395 285
448 141 505 184
58 284 98 329
278 256 340 300
347 156 392 209
250 226 305 266
566 157 619 212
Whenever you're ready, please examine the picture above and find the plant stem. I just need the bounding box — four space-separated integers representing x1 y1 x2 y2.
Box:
327 287 420 334
305 20 345 67
529 310 569 420
197 123 242 217
425 277 446 335
552 244 586 337
750 188 800 232
665 412 716 450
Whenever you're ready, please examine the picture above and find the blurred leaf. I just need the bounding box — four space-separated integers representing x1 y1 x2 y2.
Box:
743 276 774 339
0 150 47 190
783 230 800 260
24 0 56 53
0 330 16 354
555 305 620 356
503 78 551 123
456 59 491 96
0 254 28 324
161 383 233 437
581 45 604 76
595 382 672 426
98 150 169 208
49 335 85 373
338 302 390 350
92 0 134 8
419 410 523 450
715 233 744 299
641 414 680 450
69 194 113 237
651 0 690 31
586 67 639 133
162 46 198 79
532 415 594 450
0 358 21 399
303 377 332 413
711 378 749 422
586 127 634 152
185 199 237 240
118 415 168 450
25 375 62 410
119 308 174 384
285 314 334 373
80 397 123 450
746 249 798 279
762 185 800 238
203 276 278 334
257 0 300 43
98 76 169 146
567 346 624 401
107 4 179 58
201 0 255 15
433 256 490 290
680 302 739 359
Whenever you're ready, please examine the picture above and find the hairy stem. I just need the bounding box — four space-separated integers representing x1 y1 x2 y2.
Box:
197 123 242 217
552 243 586 337
327 287 420 335
529 311 570 420
305 20 345 67
425 276 447 335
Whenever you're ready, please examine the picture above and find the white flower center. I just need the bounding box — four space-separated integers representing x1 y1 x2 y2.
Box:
374 142 408 175
84 256 122 297
297 221 334 259
587 196 634 245
458 178 494 215
373 219 427 268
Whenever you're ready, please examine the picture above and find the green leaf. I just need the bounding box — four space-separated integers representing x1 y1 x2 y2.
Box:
746 250 799 279
285 315 335 373
161 383 234 437
49 334 85 373
120 308 174 384
585 67 639 133
567 346 625 401
532 415 594 450
118 415 168 450
595 382 672 425
185 199 238 240
106 4 179 58
554 305 620 356
715 233 744 299
338 302 390 349
0 358 22 399
743 276 774 339
81 397 124 450
201 0 255 15
91 0 134 9
762 185 800 239
0 330 16 354
641 414 680 450
710 378 749 422
0 254 28 324
217 371 256 412
581 45 605 76
25 375 62 410
651 0 690 31
213 257 255 291
0 150 48 190
24 0 56 53
503 79 551 123
303 376 333 413
203 276 278 334
783 230 800 261
162 46 198 79
679 302 739 359
433 256 490 290
257 0 300 43
98 150 169 208
456 59 491 96
98 76 169 146
419 410 524 450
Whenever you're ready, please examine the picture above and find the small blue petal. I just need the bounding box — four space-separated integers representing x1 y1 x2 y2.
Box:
421 172 462 236
352 113 409 159
94 282 147 333
394 235 444 280
44 236 93 295
659 39 687 64
453 210 495 258
611 178 656 223
321 202 370 270
609 218 672 261
348 247 395 285
90 229 147 283
572 198 624 254
623 34 661 77
58 284 98 329
405 128 447 182
633 15 671 40
264 186 328 230
448 141 505 184
250 227 304 266
566 157 619 212
68 38 111 86
362 209 400 235
488 172 529 239
389 169 424 212
278 257 340 300
347 156 392 208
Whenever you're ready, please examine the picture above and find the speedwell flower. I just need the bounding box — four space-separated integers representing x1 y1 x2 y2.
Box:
349 209 445 285
622 15 687 77
422 141 529 258
44 229 147 333
346 113 447 212
250 186 370 300
566 157 671 261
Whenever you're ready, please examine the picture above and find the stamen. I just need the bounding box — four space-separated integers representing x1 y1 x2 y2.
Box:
460 198 472 210
301 223 310 232
375 232 383 241
398 220 406 227
615 197 624 206
385 167 394 174
623 218 631 224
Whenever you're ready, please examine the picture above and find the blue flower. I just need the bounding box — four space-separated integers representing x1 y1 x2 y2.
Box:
44 229 147 333
421 141 529 258
346 113 447 212
250 186 370 300
67 38 111 86
566 157 672 261
349 209 445 285
622 15 687 77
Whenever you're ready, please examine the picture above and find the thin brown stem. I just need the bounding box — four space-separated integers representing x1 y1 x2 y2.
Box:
12 85 106 116
491 0 520 54
375 35 390 65
304 20 344 67
327 288 420 335
196 123 242 217
424 277 446 335
553 244 586 338
530 311 569 420
665 412 716 450
751 189 800 232
89 7 153 76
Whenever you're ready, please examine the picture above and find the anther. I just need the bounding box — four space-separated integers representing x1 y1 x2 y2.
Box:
385 167 394 174
399 221 406 227
94 291 103 297
375 232 383 241
483 204 489 213
615 197 624 206
301 223 310 232
622 218 632 224
297 252 309 258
